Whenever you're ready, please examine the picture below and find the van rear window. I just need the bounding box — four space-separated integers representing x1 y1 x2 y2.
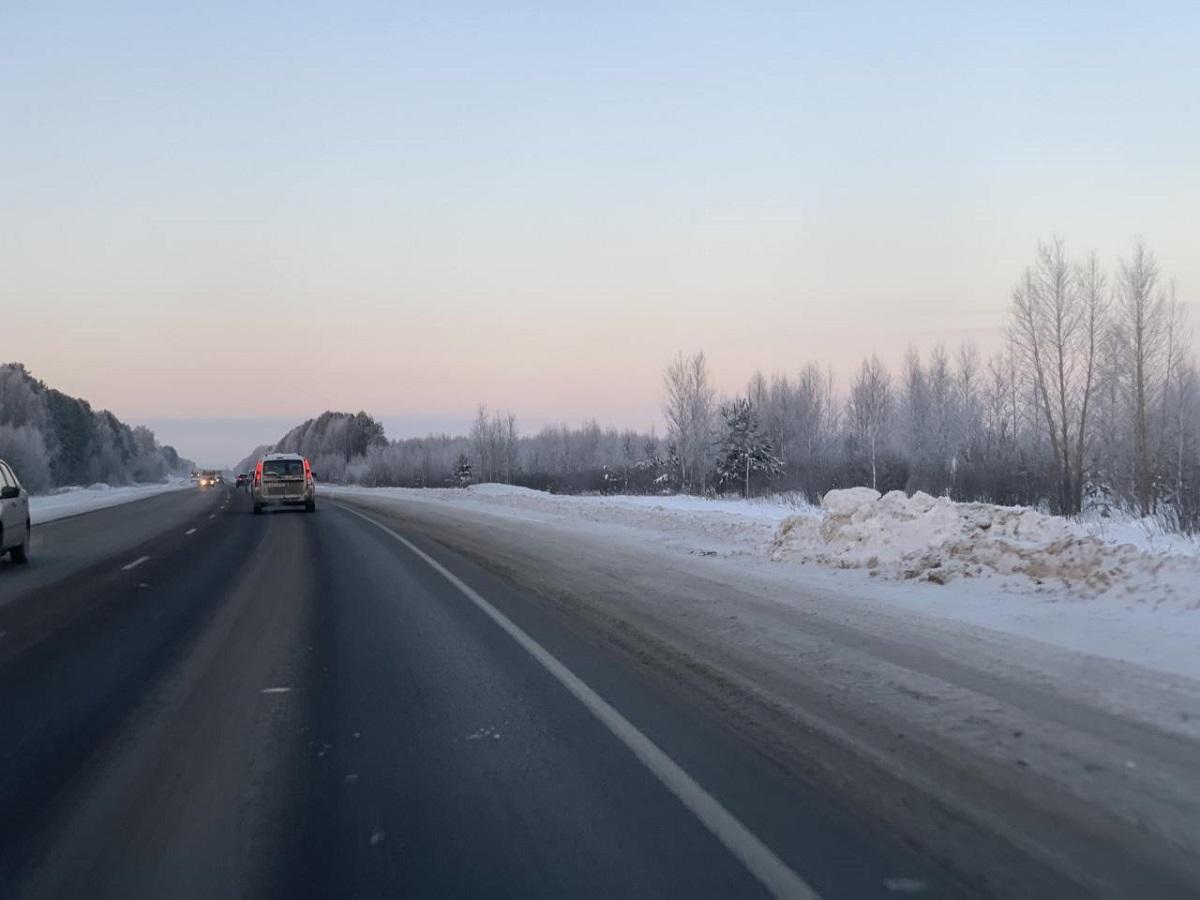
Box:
263 459 304 477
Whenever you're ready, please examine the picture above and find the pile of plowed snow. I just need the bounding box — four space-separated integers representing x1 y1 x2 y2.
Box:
770 487 1197 604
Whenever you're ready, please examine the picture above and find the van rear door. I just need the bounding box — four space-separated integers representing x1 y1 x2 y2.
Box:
261 459 306 500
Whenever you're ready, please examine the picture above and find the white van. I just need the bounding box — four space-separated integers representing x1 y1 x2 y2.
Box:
252 453 316 514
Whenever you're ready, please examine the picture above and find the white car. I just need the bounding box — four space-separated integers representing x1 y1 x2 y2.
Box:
0 458 31 563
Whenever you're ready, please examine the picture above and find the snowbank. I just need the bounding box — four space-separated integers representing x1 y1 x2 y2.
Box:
30 479 192 525
770 488 1199 606
464 483 547 498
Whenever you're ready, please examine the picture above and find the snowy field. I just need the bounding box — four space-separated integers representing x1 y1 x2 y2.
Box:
326 483 1200 679
29 478 192 525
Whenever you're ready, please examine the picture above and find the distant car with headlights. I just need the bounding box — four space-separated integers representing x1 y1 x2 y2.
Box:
252 453 316 514
198 470 222 488
0 458 31 563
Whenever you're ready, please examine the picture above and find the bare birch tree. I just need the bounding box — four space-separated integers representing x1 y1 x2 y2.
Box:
1072 251 1107 510
1159 282 1192 511
663 351 715 492
1009 239 1103 513
1115 240 1164 514
849 355 892 490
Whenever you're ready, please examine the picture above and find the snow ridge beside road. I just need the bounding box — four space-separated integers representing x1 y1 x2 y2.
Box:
29 479 192 526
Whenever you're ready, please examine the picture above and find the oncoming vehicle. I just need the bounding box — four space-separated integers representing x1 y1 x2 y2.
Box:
252 453 316 514
0 458 31 563
198 470 222 488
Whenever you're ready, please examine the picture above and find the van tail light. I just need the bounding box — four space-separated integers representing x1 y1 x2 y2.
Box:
254 461 263 484
303 459 313 484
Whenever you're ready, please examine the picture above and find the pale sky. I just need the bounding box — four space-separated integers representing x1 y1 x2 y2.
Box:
3 1 1197 464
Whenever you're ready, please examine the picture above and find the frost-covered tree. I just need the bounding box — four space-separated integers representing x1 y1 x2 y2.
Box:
662 351 715 493
1009 240 1105 514
900 347 932 489
793 363 838 475
848 355 893 491
470 405 518 483
716 398 779 497
954 343 984 491
1114 240 1166 514
0 424 52 492
0 364 49 432
1158 285 1193 515
453 453 472 487
0 363 190 489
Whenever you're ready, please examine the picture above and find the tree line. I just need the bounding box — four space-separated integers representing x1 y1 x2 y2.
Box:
661 239 1198 530
236 410 388 480
242 239 1196 531
241 407 671 495
0 363 191 492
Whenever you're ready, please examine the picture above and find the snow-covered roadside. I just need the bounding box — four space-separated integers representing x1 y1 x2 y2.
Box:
325 483 1200 679
327 483 800 551
30 478 192 525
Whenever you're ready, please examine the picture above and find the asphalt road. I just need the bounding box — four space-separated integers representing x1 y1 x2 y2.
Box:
0 485 965 899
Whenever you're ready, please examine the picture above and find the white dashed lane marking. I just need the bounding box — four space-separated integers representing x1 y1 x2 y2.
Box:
185 528 197 535
121 555 150 571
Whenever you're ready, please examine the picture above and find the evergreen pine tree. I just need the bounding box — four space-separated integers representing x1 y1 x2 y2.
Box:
716 398 780 497
453 453 473 487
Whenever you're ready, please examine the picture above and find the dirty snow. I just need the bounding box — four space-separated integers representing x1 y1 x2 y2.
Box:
30 478 192 525
770 488 1199 607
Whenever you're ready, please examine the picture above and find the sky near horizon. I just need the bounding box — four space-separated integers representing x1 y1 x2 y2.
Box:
3 1 1198 464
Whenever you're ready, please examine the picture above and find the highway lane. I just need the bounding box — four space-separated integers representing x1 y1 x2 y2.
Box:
0 487 225 605
329 491 1200 900
0 486 961 899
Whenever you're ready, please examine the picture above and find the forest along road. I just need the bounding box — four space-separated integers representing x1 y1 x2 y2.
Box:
0 488 1194 899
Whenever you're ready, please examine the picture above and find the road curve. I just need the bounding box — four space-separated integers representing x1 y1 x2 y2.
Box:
0 486 961 899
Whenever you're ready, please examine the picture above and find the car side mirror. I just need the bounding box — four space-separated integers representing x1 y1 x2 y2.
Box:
0 486 19 500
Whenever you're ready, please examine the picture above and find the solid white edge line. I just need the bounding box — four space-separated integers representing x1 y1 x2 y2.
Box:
121 555 150 571
335 502 818 900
